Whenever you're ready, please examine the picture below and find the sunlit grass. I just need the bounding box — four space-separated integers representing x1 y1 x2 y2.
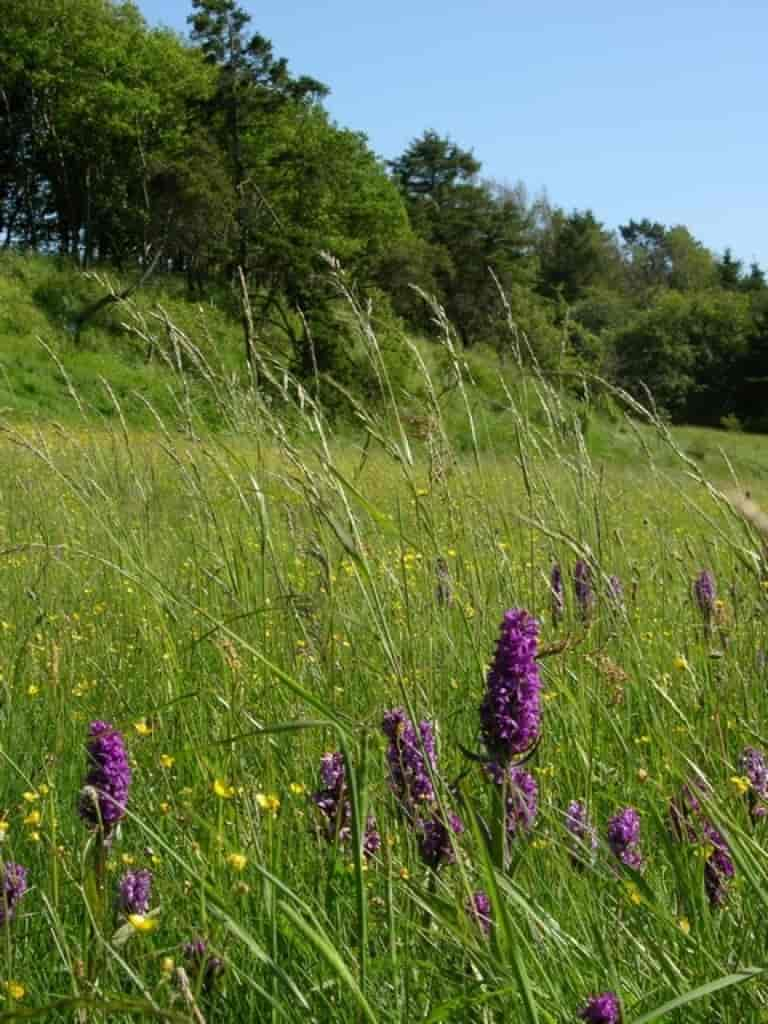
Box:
0 295 766 1022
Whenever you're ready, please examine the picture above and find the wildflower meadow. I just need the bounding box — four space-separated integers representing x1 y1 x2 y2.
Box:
0 314 767 1023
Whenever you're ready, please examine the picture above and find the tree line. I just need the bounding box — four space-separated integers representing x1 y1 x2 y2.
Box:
1 0 766 428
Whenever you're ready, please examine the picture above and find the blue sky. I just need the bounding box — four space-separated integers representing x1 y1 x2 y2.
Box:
137 0 767 268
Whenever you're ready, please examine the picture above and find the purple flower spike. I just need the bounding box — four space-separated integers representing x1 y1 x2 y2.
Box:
0 863 28 925
418 812 464 870
480 610 542 763
607 807 643 871
363 816 381 858
382 708 437 813
486 765 538 837
184 937 224 990
669 777 711 844
574 560 594 622
466 890 492 935
118 868 153 916
311 752 380 858
694 570 716 623
579 991 622 1023
704 844 735 908
550 563 565 624
566 800 598 865
79 721 131 836
319 751 345 792
740 747 768 819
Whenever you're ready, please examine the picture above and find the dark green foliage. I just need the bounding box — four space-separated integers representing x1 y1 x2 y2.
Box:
537 208 621 303
613 289 752 423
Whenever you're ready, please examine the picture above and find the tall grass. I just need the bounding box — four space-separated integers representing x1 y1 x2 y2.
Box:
0 275 766 1022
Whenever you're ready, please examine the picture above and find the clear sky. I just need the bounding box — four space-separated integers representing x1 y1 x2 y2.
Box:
136 0 767 268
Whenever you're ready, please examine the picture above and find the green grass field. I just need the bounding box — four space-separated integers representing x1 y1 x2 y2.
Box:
1 259 768 1021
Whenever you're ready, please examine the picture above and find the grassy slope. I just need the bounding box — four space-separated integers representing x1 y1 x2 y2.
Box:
2 250 767 486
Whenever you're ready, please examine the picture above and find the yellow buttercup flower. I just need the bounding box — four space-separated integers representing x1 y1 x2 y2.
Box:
22 792 39 804
226 852 247 871
673 655 689 671
730 775 750 796
255 792 280 816
161 957 175 975
160 754 175 769
214 779 235 800
134 719 152 737
289 782 305 796
128 914 158 933
678 917 691 935
23 810 40 827
624 881 642 906
2 981 25 1000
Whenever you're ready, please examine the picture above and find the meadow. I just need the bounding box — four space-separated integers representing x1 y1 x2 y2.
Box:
0 311 767 1023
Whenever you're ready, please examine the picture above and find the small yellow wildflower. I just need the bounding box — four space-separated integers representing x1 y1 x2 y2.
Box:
0 821 8 838
121 853 135 866
255 793 280 816
637 768 649 783
38 784 50 796
134 719 152 737
399 867 410 881
22 792 38 804
678 917 691 936
226 852 248 871
161 957 175 975
23 810 40 827
26 685 39 697
29 832 40 843
159 801 171 815
128 914 159 933
730 776 750 797
624 881 642 906
673 655 689 671
160 754 175 769
289 783 305 796
2 981 25 1000
214 779 235 800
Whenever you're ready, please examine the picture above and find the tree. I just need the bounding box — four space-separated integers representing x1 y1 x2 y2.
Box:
613 289 752 422
188 0 327 278
389 130 480 226
619 218 670 292
742 261 766 292
537 208 620 303
0 0 212 264
664 226 716 291
716 247 743 290
390 132 533 346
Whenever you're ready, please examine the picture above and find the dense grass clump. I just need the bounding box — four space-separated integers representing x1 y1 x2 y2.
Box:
0 292 767 1022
